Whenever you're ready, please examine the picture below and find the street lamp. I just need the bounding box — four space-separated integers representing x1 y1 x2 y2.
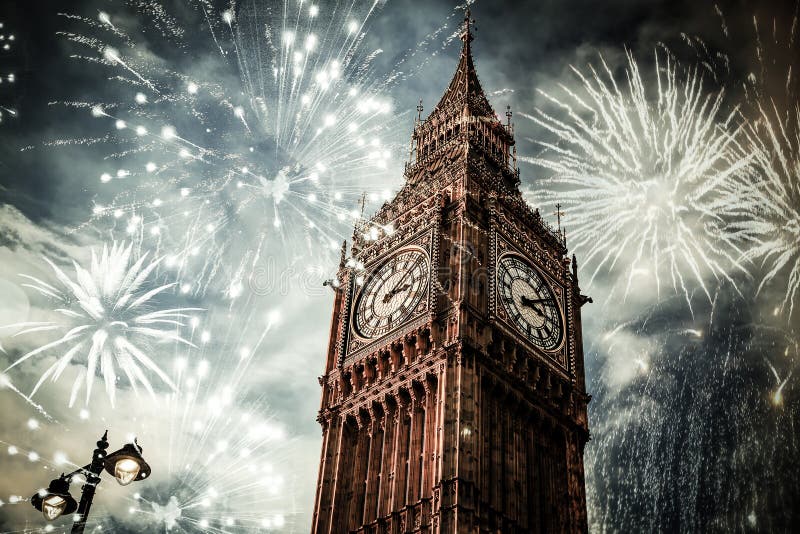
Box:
104 442 151 485
29 431 151 533
30 475 78 520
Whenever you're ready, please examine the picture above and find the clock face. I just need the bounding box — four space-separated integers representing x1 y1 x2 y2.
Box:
354 249 429 339
497 255 563 350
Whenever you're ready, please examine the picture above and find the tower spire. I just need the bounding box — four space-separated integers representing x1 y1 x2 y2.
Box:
461 7 475 96
429 5 491 117
461 6 474 46
407 5 518 185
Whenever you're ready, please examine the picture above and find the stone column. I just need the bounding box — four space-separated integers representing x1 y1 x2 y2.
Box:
377 396 397 520
421 377 437 498
392 391 412 511
329 416 356 533
311 414 337 534
363 403 385 524
406 384 426 504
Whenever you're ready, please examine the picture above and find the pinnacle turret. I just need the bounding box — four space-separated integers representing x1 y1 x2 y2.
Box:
430 7 494 120
407 8 518 183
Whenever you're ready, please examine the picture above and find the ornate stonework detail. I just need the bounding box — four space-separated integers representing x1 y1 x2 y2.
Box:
312 9 589 534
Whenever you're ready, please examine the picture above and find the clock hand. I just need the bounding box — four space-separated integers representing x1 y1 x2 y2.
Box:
520 296 553 306
382 279 412 303
382 276 404 303
383 284 411 303
383 259 423 303
529 305 546 318
519 295 548 317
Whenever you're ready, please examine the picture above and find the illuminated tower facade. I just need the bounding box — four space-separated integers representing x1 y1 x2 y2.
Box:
312 11 590 534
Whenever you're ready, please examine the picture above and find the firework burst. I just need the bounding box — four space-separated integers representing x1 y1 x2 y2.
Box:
0 292 298 532
714 6 800 321
112 308 298 532
2 242 200 407
131 395 295 532
49 0 424 298
524 49 752 312
724 105 800 320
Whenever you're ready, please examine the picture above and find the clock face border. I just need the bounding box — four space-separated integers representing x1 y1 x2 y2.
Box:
351 246 431 342
495 252 566 354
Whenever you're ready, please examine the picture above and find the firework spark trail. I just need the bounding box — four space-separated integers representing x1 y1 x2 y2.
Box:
767 355 793 406
711 7 800 321
116 306 299 532
585 294 800 531
48 1 401 291
44 1 472 300
0 20 18 124
1 242 201 407
522 49 752 313
0 373 56 422
722 104 800 319
685 4 800 321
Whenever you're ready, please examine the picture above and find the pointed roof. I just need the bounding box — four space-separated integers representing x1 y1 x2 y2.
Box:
431 8 495 119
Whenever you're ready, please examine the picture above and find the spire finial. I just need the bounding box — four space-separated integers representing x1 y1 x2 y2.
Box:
358 191 367 218
461 6 474 44
553 203 565 234
339 240 347 269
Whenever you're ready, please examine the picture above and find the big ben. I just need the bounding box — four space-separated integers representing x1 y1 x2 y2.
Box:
311 9 591 534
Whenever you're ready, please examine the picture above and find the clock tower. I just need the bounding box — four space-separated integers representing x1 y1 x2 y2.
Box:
311 10 590 534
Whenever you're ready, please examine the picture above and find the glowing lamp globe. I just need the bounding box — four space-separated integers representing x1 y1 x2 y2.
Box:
30 476 78 521
114 458 140 485
42 494 68 520
103 442 151 486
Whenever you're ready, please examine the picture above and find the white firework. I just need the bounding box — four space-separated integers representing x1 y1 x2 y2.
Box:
0 309 295 532
720 8 800 321
131 396 294 532
0 19 19 124
49 0 460 296
679 5 800 321
2 242 200 407
524 50 752 310
119 310 297 532
725 104 800 319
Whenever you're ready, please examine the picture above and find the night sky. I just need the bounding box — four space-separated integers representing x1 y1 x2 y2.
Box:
0 0 798 532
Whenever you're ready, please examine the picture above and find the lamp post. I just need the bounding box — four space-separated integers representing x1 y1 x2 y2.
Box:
30 431 151 533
